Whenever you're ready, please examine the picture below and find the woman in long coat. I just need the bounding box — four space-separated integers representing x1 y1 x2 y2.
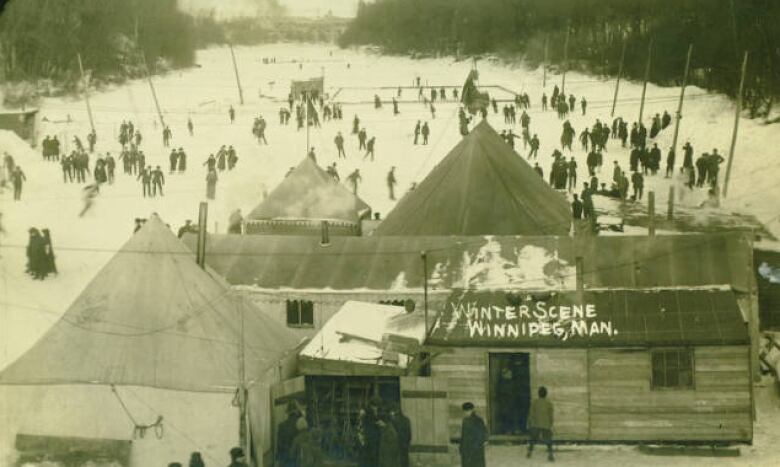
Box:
206 169 218 200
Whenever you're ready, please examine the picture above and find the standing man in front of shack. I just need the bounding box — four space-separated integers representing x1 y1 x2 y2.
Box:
527 386 555 462
459 402 487 467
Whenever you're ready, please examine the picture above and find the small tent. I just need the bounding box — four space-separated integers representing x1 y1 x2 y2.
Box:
373 120 571 236
245 157 371 235
0 215 300 466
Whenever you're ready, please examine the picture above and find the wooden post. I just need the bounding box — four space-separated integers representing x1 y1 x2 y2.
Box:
229 43 244 105
575 256 584 292
236 296 251 466
542 35 549 89
648 190 656 236
196 202 208 268
610 39 627 118
723 51 749 198
667 186 675 220
638 39 653 124
142 54 166 128
561 26 570 95
76 53 96 134
670 44 693 156
421 251 429 336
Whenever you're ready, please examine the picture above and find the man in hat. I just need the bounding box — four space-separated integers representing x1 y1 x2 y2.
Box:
459 402 487 467
228 447 247 467
389 402 412 467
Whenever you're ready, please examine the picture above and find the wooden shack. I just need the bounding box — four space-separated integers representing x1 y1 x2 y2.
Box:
425 288 753 445
0 108 38 146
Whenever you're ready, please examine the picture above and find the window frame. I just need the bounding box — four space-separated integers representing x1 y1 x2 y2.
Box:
286 299 315 328
650 347 695 391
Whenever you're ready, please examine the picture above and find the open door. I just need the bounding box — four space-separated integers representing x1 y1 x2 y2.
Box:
488 353 531 435
400 376 452 467
270 376 306 467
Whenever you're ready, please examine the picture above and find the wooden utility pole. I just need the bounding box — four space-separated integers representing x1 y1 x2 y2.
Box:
228 43 244 105
196 202 208 268
670 44 693 156
542 35 549 89
648 190 656 236
638 39 653 124
667 186 675 220
610 39 627 118
723 51 749 198
421 251 429 336
142 53 166 128
561 26 571 95
76 53 96 134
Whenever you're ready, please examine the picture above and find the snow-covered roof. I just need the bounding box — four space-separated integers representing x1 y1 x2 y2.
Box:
299 301 426 374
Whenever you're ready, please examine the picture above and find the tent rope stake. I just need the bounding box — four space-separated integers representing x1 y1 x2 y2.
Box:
111 385 165 439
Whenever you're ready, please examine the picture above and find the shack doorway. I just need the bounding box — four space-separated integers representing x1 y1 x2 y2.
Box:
488 352 531 435
305 375 400 464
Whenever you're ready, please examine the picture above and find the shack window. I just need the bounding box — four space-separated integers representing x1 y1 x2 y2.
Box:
286 300 314 327
651 348 694 390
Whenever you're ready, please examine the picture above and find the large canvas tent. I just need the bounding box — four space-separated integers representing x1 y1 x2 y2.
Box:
245 157 371 235
373 120 571 236
0 215 300 465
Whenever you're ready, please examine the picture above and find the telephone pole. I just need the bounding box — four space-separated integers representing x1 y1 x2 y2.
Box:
723 51 749 198
228 43 244 105
638 39 653 124
561 26 571 95
76 53 96 134
610 38 627 118
670 44 694 157
142 53 166 128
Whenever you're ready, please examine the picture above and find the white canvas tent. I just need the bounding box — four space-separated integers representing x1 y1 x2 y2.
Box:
0 215 300 466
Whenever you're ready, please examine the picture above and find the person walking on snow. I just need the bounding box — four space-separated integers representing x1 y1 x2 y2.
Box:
347 169 362 195
334 132 346 158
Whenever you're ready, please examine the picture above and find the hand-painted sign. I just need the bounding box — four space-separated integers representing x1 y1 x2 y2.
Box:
432 299 618 343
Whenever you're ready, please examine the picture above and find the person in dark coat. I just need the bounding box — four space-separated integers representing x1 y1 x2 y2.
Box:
152 166 165 197
571 194 584 220
138 167 152 198
26 228 45 279
41 229 57 276
290 418 324 467
359 399 381 467
631 171 644 200
389 403 411 467
178 148 188 173
459 402 487 467
277 403 302 467
206 169 218 200
526 386 554 461
105 153 115 184
169 149 179 173
12 166 26 200
377 414 401 467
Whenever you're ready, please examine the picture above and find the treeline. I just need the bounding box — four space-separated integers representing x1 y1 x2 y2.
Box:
340 0 780 118
193 14 350 47
0 0 195 93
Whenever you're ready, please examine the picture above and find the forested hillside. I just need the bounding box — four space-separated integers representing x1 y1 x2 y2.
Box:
0 0 195 91
341 0 780 117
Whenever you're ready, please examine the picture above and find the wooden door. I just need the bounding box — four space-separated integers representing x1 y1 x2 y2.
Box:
400 376 453 467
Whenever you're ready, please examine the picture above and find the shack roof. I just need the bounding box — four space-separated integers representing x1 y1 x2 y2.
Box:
182 232 752 292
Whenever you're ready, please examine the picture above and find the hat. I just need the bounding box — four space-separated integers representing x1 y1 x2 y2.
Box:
229 447 244 459
462 402 475 411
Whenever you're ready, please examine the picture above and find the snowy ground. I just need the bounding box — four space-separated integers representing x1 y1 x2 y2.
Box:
1 43 780 466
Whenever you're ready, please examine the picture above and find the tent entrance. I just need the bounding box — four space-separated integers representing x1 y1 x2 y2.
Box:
488 352 531 435
305 375 399 463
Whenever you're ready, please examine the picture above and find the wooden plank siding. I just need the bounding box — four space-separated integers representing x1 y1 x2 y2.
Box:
400 377 456 467
429 345 752 443
589 346 752 442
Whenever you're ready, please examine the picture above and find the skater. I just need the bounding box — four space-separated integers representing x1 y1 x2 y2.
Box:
204 154 217 172
541 93 548 111
352 115 360 134
526 387 554 462
387 167 397 201
229 105 235 123
334 132 346 158
12 166 26 200
528 134 540 159
364 137 376 161
187 117 194 136
459 402 487 467
152 166 165 196
227 146 238 170
105 153 115 184
665 147 676 178
61 156 73 183
421 122 430 145
347 169 362 195
413 121 421 145
206 169 218 200
79 184 100 217
177 148 187 173
138 167 152 198
567 157 578 192
358 128 368 150
580 97 587 115
631 170 644 200
162 126 172 148
169 149 179 173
